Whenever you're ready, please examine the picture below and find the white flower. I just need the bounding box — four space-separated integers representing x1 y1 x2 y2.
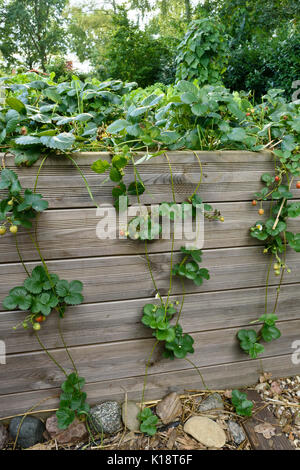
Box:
256 223 263 231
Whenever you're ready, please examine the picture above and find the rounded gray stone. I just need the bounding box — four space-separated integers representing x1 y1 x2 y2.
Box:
89 401 122 434
198 393 224 413
9 416 45 449
228 420 246 445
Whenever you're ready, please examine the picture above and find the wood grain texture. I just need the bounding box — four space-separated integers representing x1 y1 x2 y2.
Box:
1 151 300 415
1 246 299 308
0 201 299 263
0 150 286 208
0 319 299 395
1 284 299 354
0 353 297 419
242 391 295 450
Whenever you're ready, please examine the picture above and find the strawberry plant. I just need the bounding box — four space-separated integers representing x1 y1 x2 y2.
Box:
3 265 84 330
138 407 159 436
127 215 161 241
172 247 210 286
238 146 300 358
142 302 177 343
57 373 90 429
231 390 253 417
0 169 48 231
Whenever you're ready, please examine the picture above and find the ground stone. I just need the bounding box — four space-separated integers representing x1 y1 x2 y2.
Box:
227 420 246 445
89 401 122 434
122 401 141 432
9 416 45 449
46 415 88 444
197 393 224 413
184 416 226 448
156 392 182 424
0 423 8 449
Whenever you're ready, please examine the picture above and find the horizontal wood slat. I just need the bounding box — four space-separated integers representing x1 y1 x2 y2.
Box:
1 246 300 308
1 151 290 208
0 201 299 263
0 353 296 420
1 151 300 416
0 320 299 396
1 284 299 354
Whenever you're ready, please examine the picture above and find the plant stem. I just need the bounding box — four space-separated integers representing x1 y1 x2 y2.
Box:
273 232 287 314
34 331 68 378
190 151 203 200
265 254 273 314
272 177 294 230
175 279 185 327
163 152 176 315
65 154 100 209
58 317 78 376
14 234 30 276
164 153 176 203
184 357 208 390
144 240 163 305
34 155 48 193
141 340 159 405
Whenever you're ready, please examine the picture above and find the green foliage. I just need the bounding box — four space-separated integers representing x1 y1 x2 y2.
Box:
237 312 282 359
237 330 265 359
138 407 158 436
163 325 194 360
127 215 161 241
250 167 300 256
0 0 68 70
0 74 137 164
142 303 177 343
198 0 300 98
100 11 174 88
0 169 48 229
141 301 194 361
173 247 210 286
231 390 253 417
175 18 229 85
57 373 89 429
3 265 84 326
224 30 300 100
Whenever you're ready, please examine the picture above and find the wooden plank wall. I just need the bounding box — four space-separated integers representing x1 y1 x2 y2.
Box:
0 151 299 418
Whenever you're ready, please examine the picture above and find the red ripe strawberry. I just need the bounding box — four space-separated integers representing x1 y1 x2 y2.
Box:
246 112 251 116
296 181 300 189
275 176 280 182
35 315 45 323
252 200 257 206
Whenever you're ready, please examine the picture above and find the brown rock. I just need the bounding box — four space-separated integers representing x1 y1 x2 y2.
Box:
46 415 88 444
156 392 182 424
184 416 226 448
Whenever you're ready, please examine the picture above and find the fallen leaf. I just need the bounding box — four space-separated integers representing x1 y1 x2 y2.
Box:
254 422 276 439
270 381 282 395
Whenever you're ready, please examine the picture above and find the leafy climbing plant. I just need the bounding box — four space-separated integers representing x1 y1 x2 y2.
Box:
231 390 253 417
175 18 229 85
0 169 48 232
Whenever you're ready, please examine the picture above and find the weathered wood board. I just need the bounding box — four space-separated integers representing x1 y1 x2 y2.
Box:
0 151 299 417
